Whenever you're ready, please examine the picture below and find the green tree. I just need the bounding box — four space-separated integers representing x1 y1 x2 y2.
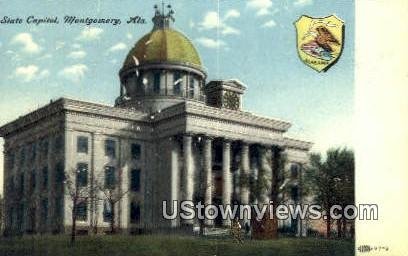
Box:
304 148 354 238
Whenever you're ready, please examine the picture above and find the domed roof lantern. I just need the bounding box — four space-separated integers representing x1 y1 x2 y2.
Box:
152 2 175 30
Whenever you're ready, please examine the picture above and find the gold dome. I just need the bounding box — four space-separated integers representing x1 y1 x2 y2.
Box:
123 28 202 69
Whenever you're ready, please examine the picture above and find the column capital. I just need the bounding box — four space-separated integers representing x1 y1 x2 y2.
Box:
202 134 214 140
183 133 194 138
271 144 285 153
238 140 251 147
222 138 233 144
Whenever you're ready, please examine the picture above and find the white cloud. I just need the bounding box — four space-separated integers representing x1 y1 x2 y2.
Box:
14 65 39 82
38 69 50 79
262 19 277 28
5 50 22 62
72 43 82 49
224 9 241 20
76 27 104 41
59 64 88 83
200 11 220 30
38 53 52 60
196 37 226 49
247 0 273 16
199 10 241 36
11 33 42 54
68 50 87 59
294 0 313 7
108 42 127 52
14 65 49 82
56 41 65 50
221 26 240 35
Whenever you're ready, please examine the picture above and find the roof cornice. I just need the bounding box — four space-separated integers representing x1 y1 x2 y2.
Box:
0 98 149 137
154 100 292 132
283 137 313 150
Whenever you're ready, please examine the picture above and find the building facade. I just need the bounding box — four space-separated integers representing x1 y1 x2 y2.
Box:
0 7 312 236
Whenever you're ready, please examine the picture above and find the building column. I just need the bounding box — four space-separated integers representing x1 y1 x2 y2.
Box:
203 136 213 226
182 134 194 225
222 139 232 226
260 147 272 205
240 142 250 225
170 138 180 227
240 142 250 204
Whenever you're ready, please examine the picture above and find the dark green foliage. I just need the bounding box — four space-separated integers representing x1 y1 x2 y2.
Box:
304 147 355 238
239 173 250 188
0 235 354 256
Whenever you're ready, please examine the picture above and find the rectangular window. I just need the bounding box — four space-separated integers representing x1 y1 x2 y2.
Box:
30 143 36 161
54 135 64 153
75 201 87 221
55 162 65 183
41 139 49 156
20 147 25 165
76 163 88 187
105 139 116 158
42 167 48 190
291 186 299 202
20 172 25 195
290 164 300 179
153 72 161 93
173 72 182 95
103 200 112 222
130 169 141 192
9 179 15 195
17 203 24 231
77 136 88 153
30 171 36 192
130 202 140 223
189 76 195 98
104 166 116 189
131 143 141 160
41 199 48 223
9 153 15 169
55 196 63 220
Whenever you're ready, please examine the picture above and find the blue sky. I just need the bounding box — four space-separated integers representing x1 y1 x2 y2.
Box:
0 0 354 190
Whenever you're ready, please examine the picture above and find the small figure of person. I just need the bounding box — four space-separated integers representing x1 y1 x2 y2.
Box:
231 217 243 244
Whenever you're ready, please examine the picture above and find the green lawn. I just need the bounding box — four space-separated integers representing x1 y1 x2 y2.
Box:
0 235 354 256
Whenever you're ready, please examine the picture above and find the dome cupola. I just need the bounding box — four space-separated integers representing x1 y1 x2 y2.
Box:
116 5 207 113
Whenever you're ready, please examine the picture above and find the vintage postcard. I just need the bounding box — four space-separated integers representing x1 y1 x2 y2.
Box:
0 0 407 255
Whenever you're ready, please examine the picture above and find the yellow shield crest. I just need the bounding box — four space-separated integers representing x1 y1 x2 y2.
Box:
295 15 344 72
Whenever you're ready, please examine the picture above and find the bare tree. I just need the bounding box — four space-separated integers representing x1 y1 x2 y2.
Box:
95 167 129 234
64 166 92 245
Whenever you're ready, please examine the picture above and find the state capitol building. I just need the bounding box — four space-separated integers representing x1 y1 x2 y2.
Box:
0 7 311 236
